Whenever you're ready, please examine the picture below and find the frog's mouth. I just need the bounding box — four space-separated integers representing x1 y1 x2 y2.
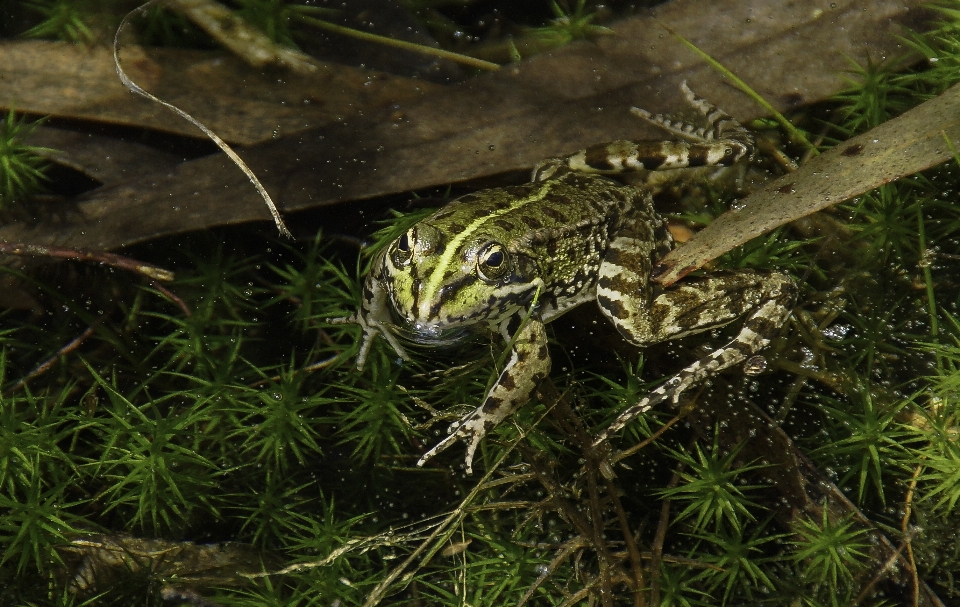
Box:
391 316 471 347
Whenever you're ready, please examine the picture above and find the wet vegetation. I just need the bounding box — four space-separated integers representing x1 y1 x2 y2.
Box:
1 1 960 605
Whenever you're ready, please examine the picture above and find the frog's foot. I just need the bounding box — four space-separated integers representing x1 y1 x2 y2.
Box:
630 81 754 162
417 317 550 474
327 314 409 371
416 413 489 474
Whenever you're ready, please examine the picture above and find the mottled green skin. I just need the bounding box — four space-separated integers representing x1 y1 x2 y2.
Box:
333 85 797 473
375 172 671 342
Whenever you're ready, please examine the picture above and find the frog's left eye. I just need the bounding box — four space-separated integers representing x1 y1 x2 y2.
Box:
477 242 510 282
392 230 414 266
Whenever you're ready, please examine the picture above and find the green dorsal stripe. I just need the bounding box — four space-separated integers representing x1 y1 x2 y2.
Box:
421 182 556 312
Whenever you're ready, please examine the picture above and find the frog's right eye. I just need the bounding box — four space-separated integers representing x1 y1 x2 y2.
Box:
476 241 510 282
392 230 413 266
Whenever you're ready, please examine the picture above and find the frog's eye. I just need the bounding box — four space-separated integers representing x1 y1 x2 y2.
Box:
392 230 413 266
477 242 510 282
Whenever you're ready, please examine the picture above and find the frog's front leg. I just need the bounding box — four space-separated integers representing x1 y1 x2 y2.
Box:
417 316 551 474
594 231 797 446
329 252 409 370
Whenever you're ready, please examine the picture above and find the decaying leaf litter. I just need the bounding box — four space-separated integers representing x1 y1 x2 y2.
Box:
0 0 929 249
2 0 960 605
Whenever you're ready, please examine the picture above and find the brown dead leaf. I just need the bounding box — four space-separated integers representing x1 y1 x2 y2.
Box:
0 40 434 145
24 126 181 185
0 0 931 250
654 82 960 285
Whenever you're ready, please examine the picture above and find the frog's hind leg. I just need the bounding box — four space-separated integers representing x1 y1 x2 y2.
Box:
533 83 754 182
631 81 754 154
594 264 796 446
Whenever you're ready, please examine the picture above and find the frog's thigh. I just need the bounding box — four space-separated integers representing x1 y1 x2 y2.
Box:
596 233 657 343
601 267 791 347
593 271 796 444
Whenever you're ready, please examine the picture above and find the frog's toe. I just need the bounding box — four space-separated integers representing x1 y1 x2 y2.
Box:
461 433 484 475
416 432 459 468
417 414 489 474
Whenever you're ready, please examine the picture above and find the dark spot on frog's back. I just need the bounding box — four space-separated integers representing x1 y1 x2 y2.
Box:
520 215 543 229
542 207 567 223
746 315 777 336
687 147 710 167
650 301 672 325
597 274 631 295
604 246 626 267
633 156 664 170
494 219 514 231
584 147 617 171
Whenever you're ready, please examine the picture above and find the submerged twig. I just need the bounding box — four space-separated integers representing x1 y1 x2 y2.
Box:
0 242 174 281
903 464 924 607
516 538 588 607
150 280 191 317
649 451 686 606
4 319 103 395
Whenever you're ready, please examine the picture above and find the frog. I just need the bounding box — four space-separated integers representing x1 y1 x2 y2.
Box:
332 83 797 474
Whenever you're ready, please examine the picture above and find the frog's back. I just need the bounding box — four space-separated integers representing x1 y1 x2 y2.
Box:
435 172 654 255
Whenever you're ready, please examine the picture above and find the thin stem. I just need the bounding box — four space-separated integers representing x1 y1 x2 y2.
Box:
916 202 939 340
5 319 103 395
663 25 815 152
903 464 923 607
296 15 501 72
0 242 175 281
649 447 687 605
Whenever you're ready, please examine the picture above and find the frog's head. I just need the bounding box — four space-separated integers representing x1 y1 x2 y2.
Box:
378 219 539 343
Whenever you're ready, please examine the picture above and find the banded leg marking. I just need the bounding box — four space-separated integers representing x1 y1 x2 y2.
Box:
533 81 754 182
417 316 551 473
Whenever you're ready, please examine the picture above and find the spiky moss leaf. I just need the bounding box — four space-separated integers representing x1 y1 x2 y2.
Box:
0 109 51 208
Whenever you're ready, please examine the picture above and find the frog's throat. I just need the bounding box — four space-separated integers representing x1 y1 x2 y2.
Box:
419 181 558 318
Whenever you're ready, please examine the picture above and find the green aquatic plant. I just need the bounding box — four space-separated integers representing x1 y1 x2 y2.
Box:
525 0 614 49
658 431 766 534
87 366 222 535
22 0 97 43
0 110 50 209
693 521 781 604
789 507 869 606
